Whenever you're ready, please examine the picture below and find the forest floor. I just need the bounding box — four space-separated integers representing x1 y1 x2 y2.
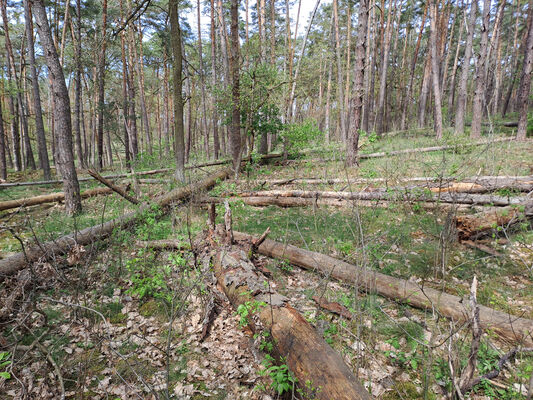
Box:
1 130 532 399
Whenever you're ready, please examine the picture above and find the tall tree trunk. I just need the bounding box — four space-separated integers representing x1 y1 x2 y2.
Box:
210 0 220 159
74 0 84 168
375 0 396 135
333 0 346 141
270 0 276 65
136 25 152 156
417 57 431 128
362 0 374 132
501 0 522 118
96 0 107 168
429 0 443 139
197 0 209 158
324 17 334 142
454 0 477 134
517 0 533 141
119 0 131 166
470 0 490 139
400 2 427 130
229 0 241 175
24 0 51 178
32 0 81 214
0 92 6 180
346 0 369 166
170 0 185 181
447 15 464 113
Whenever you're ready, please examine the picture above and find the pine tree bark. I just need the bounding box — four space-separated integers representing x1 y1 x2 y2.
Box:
346 0 369 166
210 0 220 159
429 0 443 139
454 0 477 134
470 0 491 139
197 0 209 158
501 0 523 118
333 0 346 141
32 0 82 214
0 93 6 180
74 0 84 168
170 0 185 181
229 0 242 175
24 0 51 179
447 15 464 113
517 0 533 141
96 0 107 169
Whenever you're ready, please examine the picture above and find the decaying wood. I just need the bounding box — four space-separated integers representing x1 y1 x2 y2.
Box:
210 237 371 400
233 231 533 347
233 189 527 206
462 240 503 257
88 168 139 204
201 195 496 213
0 168 232 279
312 295 353 320
199 295 218 342
455 203 533 240
0 186 123 211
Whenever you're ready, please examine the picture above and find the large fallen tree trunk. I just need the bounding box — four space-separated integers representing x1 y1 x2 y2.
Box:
207 232 370 399
239 176 533 194
200 196 494 213
233 232 533 347
455 202 533 240
358 137 515 159
0 168 232 278
0 186 127 211
233 189 527 206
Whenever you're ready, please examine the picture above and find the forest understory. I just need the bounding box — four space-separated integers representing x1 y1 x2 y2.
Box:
1 131 532 400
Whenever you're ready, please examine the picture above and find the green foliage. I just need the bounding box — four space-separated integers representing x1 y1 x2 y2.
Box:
0 352 11 380
236 300 267 327
259 355 296 395
280 121 324 155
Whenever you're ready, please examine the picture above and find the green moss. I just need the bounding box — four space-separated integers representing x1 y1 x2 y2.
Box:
139 299 165 318
382 381 423 399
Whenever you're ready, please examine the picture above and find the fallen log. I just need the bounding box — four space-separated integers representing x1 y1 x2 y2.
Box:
233 189 526 206
88 169 139 204
359 137 515 159
0 186 125 212
233 231 533 347
239 176 533 194
200 195 493 213
0 168 232 278
209 235 370 399
455 203 533 241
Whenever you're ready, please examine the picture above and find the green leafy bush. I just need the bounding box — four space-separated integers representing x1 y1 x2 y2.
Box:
280 121 324 155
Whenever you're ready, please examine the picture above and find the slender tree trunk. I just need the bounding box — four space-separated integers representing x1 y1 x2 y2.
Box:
346 0 369 166
375 0 396 135
32 0 81 214
502 0 522 117
74 0 84 167
229 0 241 175
333 0 346 141
429 0 443 139
325 18 334 142
470 0 490 139
210 0 220 159
417 57 431 128
270 0 276 65
400 2 427 130
170 0 185 181
163 50 170 156
96 0 107 168
517 0 533 141
448 15 464 113
454 0 477 134
362 0 374 132
0 93 6 180
24 0 51 178
119 0 131 166
197 0 209 158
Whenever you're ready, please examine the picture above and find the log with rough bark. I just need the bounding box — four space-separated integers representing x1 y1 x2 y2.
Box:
0 168 232 278
200 195 494 213
233 231 533 347
0 186 126 211
455 202 533 240
237 176 533 194
88 168 139 204
135 239 189 250
208 233 371 400
232 189 527 206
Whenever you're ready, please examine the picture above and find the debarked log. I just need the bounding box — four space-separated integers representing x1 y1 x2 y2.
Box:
212 246 371 400
233 231 533 347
